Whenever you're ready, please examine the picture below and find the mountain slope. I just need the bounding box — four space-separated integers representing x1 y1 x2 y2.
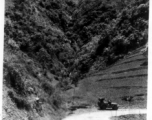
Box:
3 0 149 120
69 46 147 109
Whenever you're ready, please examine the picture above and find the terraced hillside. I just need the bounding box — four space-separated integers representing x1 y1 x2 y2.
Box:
4 0 149 119
68 46 147 109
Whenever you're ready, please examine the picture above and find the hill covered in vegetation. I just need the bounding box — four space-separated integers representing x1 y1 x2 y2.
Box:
4 0 149 120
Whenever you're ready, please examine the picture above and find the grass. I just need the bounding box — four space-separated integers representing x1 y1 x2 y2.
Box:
96 47 147 73
93 62 147 79
96 76 146 85
112 67 147 74
119 55 144 64
105 61 145 72
94 59 146 75
124 52 143 59
115 58 146 67
98 71 147 80
67 49 147 109
111 114 146 120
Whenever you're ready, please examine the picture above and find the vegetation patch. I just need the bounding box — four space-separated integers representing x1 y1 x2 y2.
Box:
97 74 147 81
111 114 146 120
8 91 31 111
4 0 149 119
41 82 54 95
5 65 26 96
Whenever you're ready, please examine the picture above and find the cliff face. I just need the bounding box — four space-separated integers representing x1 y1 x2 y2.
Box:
3 0 149 120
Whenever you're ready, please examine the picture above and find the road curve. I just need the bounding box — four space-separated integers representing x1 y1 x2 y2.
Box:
63 109 147 120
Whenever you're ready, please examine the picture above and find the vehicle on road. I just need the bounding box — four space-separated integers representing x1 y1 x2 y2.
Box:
97 98 118 110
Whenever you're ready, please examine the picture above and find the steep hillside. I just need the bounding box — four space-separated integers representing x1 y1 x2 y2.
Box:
3 0 149 120
64 0 149 80
4 0 77 120
68 46 147 109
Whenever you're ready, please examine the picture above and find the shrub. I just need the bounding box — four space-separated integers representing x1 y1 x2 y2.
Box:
8 91 31 111
51 95 62 109
5 66 26 96
41 82 54 95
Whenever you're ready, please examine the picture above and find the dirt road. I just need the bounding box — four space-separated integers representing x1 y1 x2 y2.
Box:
63 109 147 120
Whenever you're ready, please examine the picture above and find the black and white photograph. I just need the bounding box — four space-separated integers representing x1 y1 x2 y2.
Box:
2 0 150 120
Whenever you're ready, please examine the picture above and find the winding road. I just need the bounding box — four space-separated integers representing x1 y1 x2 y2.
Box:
63 109 147 120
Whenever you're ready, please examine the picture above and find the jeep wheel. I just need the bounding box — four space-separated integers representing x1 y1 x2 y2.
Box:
112 105 118 110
